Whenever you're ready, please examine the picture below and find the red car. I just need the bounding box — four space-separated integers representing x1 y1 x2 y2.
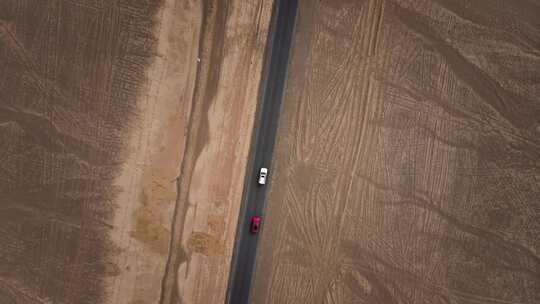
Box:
250 216 261 234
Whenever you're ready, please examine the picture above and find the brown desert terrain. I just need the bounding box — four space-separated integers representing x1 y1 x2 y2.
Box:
0 0 273 303
251 0 540 303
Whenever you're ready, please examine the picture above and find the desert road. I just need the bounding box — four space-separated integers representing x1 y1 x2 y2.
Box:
226 1 298 303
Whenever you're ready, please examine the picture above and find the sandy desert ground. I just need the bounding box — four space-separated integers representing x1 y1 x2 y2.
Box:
2 0 540 303
0 0 273 303
251 0 540 303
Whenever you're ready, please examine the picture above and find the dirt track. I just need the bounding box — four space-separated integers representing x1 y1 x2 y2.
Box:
0 1 272 303
251 0 540 303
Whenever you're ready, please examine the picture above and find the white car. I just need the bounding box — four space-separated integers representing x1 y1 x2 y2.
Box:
258 168 268 185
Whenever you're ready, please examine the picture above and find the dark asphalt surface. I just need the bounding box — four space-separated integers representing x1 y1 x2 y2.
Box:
226 1 298 303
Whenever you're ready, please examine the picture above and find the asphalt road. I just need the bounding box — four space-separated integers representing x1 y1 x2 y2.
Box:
226 1 298 303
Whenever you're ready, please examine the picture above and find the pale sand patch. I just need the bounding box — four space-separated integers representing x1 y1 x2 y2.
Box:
106 1 274 303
